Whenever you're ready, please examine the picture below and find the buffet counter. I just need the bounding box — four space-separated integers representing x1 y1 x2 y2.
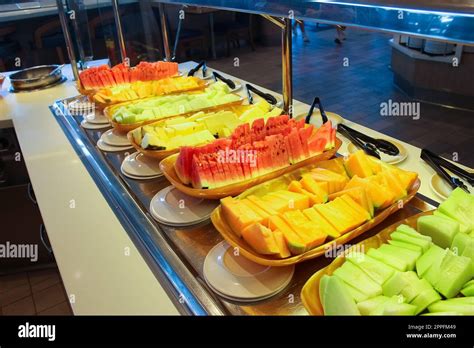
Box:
0 61 456 315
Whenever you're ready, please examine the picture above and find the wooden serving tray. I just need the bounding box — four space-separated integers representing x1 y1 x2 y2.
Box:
159 138 342 199
103 96 244 134
300 210 432 315
209 166 420 266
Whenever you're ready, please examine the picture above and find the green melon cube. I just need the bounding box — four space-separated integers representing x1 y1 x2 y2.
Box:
435 253 473 298
434 210 471 234
357 296 390 315
428 297 474 315
340 279 371 303
461 283 474 296
390 231 431 252
379 244 421 271
345 252 395 285
396 224 432 241
417 215 460 248
369 296 406 315
367 248 408 272
383 301 417 316
451 232 474 256
401 278 433 303
438 187 474 231
322 276 361 315
416 244 446 278
382 272 417 297
388 240 423 253
333 262 382 298
411 288 441 315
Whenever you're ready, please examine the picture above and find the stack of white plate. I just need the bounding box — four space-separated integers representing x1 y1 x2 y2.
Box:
81 112 110 130
203 241 295 302
120 152 163 180
97 129 134 152
149 186 219 226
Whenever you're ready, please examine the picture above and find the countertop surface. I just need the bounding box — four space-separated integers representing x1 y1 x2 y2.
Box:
0 60 462 315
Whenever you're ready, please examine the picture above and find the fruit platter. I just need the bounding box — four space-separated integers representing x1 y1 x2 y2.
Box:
160 116 341 199
92 76 208 110
301 188 474 315
210 151 420 266
127 99 282 160
77 61 179 95
103 81 243 133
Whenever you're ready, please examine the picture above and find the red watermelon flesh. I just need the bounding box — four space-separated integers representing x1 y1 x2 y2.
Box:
298 126 313 158
308 137 327 155
251 118 266 142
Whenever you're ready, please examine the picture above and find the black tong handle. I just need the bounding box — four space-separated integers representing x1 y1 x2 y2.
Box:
420 150 469 192
187 61 207 77
337 124 381 159
422 149 474 185
245 84 278 105
339 124 399 156
212 72 236 89
305 97 328 125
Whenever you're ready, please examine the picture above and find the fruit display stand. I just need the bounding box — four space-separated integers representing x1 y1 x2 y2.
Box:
48 61 451 315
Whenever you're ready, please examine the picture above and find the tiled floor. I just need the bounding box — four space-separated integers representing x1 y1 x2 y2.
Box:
210 23 474 168
0 268 73 315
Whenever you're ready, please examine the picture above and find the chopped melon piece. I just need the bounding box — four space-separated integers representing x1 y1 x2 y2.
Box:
367 248 408 272
460 283 474 296
246 195 278 216
416 244 446 278
313 157 348 178
396 224 432 241
417 215 460 249
301 208 341 238
241 223 280 255
401 278 433 303
343 150 373 178
434 252 473 298
451 232 474 256
266 190 310 211
382 271 417 297
345 252 395 285
333 261 382 298
388 240 423 253
383 301 417 316
328 186 374 218
268 215 306 255
378 244 421 271
357 296 390 315
428 297 474 315
434 210 471 234
322 276 361 315
220 197 263 237
273 230 291 258
438 187 474 232
299 174 328 203
319 275 330 305
390 231 431 252
411 288 442 315
309 168 348 194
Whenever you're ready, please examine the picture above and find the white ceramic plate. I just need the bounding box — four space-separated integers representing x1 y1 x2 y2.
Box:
81 119 110 130
149 186 219 226
85 112 109 125
96 138 133 152
121 152 163 177
430 173 472 200
297 110 344 127
203 241 294 301
347 139 408 165
100 129 131 147
120 165 161 180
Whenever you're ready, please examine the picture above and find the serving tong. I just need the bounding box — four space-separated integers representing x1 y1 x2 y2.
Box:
305 97 328 124
420 149 472 193
245 83 278 106
212 72 236 89
187 61 208 78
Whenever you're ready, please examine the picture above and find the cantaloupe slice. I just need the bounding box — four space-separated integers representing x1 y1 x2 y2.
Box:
282 211 327 249
246 195 278 216
302 208 341 238
328 187 374 218
221 197 264 237
268 215 306 255
313 157 348 178
241 223 280 255
299 174 329 203
377 169 407 201
261 195 293 213
330 197 369 229
339 195 371 221
288 180 325 205
314 201 364 235
344 176 392 209
272 230 291 258
309 168 348 194
344 150 374 178
266 190 310 210
240 199 272 226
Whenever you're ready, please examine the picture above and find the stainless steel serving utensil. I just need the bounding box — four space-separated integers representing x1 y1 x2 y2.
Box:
9 64 64 91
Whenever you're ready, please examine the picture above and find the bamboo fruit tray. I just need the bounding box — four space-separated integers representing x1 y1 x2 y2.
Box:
210 166 420 266
159 138 342 199
300 210 432 315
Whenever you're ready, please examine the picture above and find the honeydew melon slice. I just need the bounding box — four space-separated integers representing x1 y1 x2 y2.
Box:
434 210 471 234
369 295 406 315
357 296 390 315
460 283 474 296
338 278 371 303
434 252 473 298
417 215 460 249
390 231 431 253
401 278 433 303
438 187 474 232
416 244 446 278
322 276 361 315
319 274 330 305
396 224 432 242
345 251 395 285
428 297 474 315
451 232 474 256
382 300 417 316
411 288 442 315
422 312 463 316
378 244 421 271
367 248 408 272
333 261 382 298
388 240 423 253
382 271 417 297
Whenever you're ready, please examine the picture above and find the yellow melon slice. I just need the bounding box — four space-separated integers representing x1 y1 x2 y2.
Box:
241 223 280 255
